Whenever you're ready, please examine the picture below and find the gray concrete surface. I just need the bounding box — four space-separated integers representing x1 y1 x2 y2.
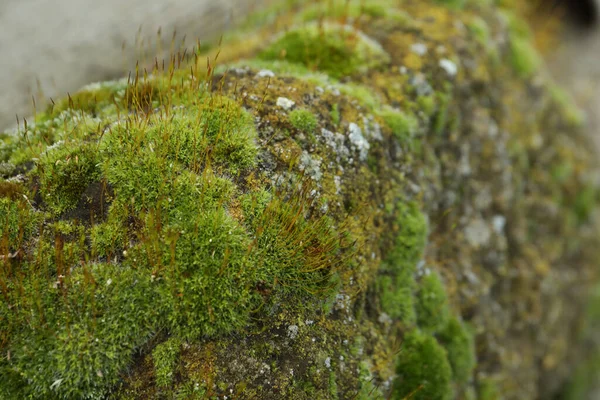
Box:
0 0 266 130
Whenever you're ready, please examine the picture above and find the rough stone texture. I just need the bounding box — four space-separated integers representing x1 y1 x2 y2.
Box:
0 1 599 399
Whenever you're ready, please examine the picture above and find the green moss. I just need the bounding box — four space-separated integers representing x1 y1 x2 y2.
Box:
415 272 451 334
152 337 182 388
467 17 491 47
0 262 159 399
437 317 476 384
434 91 452 135
328 371 339 399
259 23 390 79
572 185 599 225
101 97 256 212
146 96 258 174
417 95 436 118
90 217 126 259
289 109 318 136
240 190 343 305
51 79 128 116
509 35 541 78
380 107 418 144
37 142 102 215
393 330 453 400
330 103 341 127
389 201 428 269
376 201 427 325
0 197 39 251
478 378 501 400
377 274 417 324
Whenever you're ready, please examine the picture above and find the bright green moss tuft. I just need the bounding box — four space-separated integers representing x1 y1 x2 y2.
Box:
375 201 428 325
0 262 159 399
0 197 39 251
389 201 428 268
330 103 341 126
509 35 541 78
415 272 451 334
393 330 453 400
437 317 476 384
377 274 417 324
153 337 182 388
90 217 126 259
289 108 318 135
478 378 501 400
37 143 102 214
259 23 390 79
380 108 419 144
240 190 343 304
146 96 258 174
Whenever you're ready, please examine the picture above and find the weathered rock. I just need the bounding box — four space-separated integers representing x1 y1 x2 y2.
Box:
0 1 599 399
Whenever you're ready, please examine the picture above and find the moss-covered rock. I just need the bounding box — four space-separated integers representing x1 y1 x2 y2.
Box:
0 0 599 399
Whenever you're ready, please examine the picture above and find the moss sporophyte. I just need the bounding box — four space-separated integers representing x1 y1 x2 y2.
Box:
0 0 598 398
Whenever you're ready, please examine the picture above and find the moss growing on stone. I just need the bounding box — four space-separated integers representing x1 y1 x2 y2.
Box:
416 272 451 334
259 22 390 79
0 0 598 398
289 108 318 136
37 142 102 215
380 107 419 145
0 197 39 252
393 330 453 400
437 317 476 384
152 337 182 388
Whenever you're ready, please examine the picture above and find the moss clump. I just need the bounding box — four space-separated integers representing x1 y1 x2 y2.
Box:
509 35 541 78
152 337 182 388
0 197 38 252
478 378 501 400
0 261 159 399
376 201 428 325
259 23 390 79
415 272 451 334
37 143 102 215
437 317 476 384
393 330 453 400
289 108 318 135
240 189 344 304
380 108 419 145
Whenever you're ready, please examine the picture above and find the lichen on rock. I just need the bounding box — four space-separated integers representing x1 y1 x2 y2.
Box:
0 0 599 399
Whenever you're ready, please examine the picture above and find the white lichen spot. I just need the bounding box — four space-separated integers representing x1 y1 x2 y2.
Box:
255 69 275 78
334 176 342 195
276 96 295 110
378 312 392 324
325 357 332 369
411 43 428 56
348 123 370 161
439 59 458 77
465 218 492 248
299 151 323 181
287 325 299 339
492 215 506 234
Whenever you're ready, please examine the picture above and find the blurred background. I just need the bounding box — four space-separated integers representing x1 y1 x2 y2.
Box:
0 0 268 131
